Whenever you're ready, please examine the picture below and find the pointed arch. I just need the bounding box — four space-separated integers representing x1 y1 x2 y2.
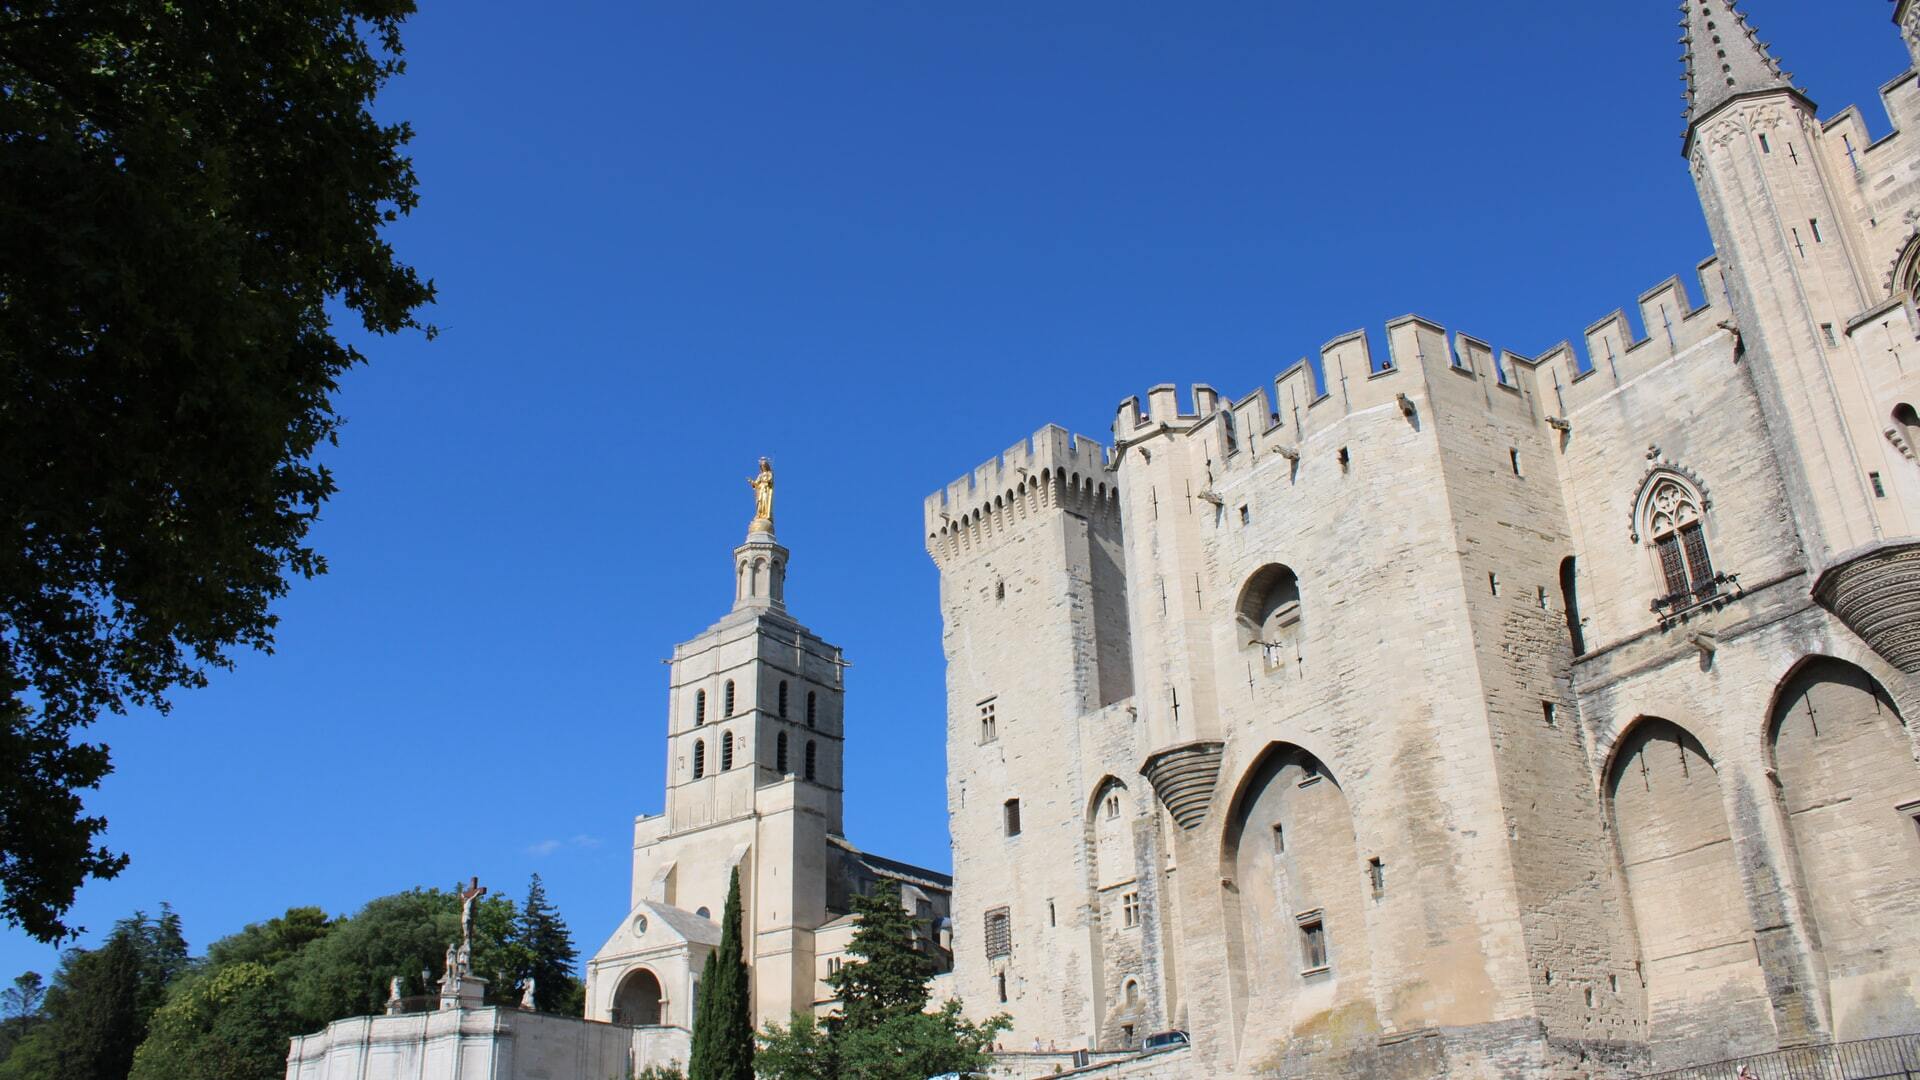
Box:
1605 716 1768 1064
1218 743 1371 1064
1765 657 1920 1039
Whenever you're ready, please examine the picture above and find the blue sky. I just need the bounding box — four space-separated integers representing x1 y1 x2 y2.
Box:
3 1 1908 981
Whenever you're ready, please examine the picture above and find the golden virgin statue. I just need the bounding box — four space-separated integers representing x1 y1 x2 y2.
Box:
749 457 775 532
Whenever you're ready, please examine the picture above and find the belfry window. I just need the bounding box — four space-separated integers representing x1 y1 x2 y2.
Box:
1643 478 1714 601
695 690 706 726
805 740 817 781
693 740 706 779
776 731 789 774
806 690 817 728
724 680 736 717
778 680 789 718
721 732 734 771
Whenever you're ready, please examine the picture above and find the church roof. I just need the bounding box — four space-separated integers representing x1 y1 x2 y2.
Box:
830 834 954 891
1680 0 1800 139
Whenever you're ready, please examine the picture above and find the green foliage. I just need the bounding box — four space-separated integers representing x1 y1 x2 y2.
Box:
834 1001 1007 1080
688 869 753 1080
754 1011 836 1080
631 1066 687 1080
127 963 293 1080
0 909 187 1080
515 874 581 1013
0 974 42 1020
0 0 434 943
758 887 1008 1080
825 888 933 1031
281 887 524 1023
202 907 332 972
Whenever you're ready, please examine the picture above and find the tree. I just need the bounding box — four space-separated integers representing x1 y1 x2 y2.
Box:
0 975 41 1021
757 886 1007 1080
824 888 932 1032
280 888 524 1024
127 963 293 1080
0 973 46 1062
513 874 580 1014
0 0 435 943
0 909 185 1080
688 869 753 1080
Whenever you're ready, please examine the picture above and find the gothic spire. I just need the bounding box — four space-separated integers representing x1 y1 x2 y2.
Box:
1680 0 1796 135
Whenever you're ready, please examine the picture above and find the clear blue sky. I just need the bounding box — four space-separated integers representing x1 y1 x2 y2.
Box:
3 1 1906 981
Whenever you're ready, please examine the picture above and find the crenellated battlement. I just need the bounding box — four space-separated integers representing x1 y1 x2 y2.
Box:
1103 259 1736 473
923 424 1121 564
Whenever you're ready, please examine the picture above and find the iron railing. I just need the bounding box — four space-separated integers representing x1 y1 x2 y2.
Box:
1634 1033 1920 1080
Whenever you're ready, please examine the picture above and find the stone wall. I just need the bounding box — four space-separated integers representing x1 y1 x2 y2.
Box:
284 1008 688 1080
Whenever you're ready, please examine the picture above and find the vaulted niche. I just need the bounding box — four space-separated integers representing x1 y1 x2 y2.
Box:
1236 564 1301 671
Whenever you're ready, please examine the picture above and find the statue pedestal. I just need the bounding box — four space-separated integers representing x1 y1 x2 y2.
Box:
439 970 487 1011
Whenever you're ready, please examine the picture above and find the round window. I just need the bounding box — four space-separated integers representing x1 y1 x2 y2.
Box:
632 913 648 936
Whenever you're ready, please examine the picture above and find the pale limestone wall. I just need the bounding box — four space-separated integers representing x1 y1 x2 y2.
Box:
926 14 1920 1080
284 1008 687 1080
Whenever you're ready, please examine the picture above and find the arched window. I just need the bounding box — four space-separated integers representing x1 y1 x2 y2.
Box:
778 680 789 718
806 691 817 728
1640 477 1714 601
805 740 818 781
723 680 735 717
1896 403 1920 460
776 731 789 774
1236 564 1302 670
693 739 706 779
1124 978 1140 1009
694 690 706 726
721 732 734 771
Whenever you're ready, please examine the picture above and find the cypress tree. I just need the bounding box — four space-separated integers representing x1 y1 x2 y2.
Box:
689 868 754 1080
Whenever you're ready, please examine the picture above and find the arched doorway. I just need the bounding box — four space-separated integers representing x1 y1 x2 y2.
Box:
1768 658 1920 1039
1219 745 1371 1063
1607 718 1768 1064
612 967 663 1026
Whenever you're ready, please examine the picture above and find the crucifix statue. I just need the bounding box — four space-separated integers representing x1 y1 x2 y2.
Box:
458 876 488 952
748 457 775 532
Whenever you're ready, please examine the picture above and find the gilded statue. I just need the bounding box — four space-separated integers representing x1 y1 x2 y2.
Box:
749 457 775 532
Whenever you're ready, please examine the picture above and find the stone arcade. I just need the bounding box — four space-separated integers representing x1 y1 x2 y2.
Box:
927 4 1920 1078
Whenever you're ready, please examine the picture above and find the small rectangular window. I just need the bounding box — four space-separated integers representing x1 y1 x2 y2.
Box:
1759 133 1771 153
1004 798 1021 837
1810 218 1823 243
1367 857 1385 898
1488 572 1500 596
997 971 1008 1003
1822 323 1837 346
1047 900 1056 926
1510 448 1522 476
1271 823 1285 854
1300 919 1328 972
1121 1024 1135 1047
1537 585 1549 610
979 699 997 744
1238 504 1250 525
1871 472 1887 498
1543 700 1557 726
984 907 1012 959
1121 891 1141 928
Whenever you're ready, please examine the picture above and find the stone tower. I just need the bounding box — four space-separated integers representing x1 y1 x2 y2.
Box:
1684 0 1920 673
587 469 851 1028
924 427 1144 1048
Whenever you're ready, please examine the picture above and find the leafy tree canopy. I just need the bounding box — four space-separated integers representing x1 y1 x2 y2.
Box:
0 908 187 1080
127 962 292 1080
0 0 434 942
759 886 1007 1080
